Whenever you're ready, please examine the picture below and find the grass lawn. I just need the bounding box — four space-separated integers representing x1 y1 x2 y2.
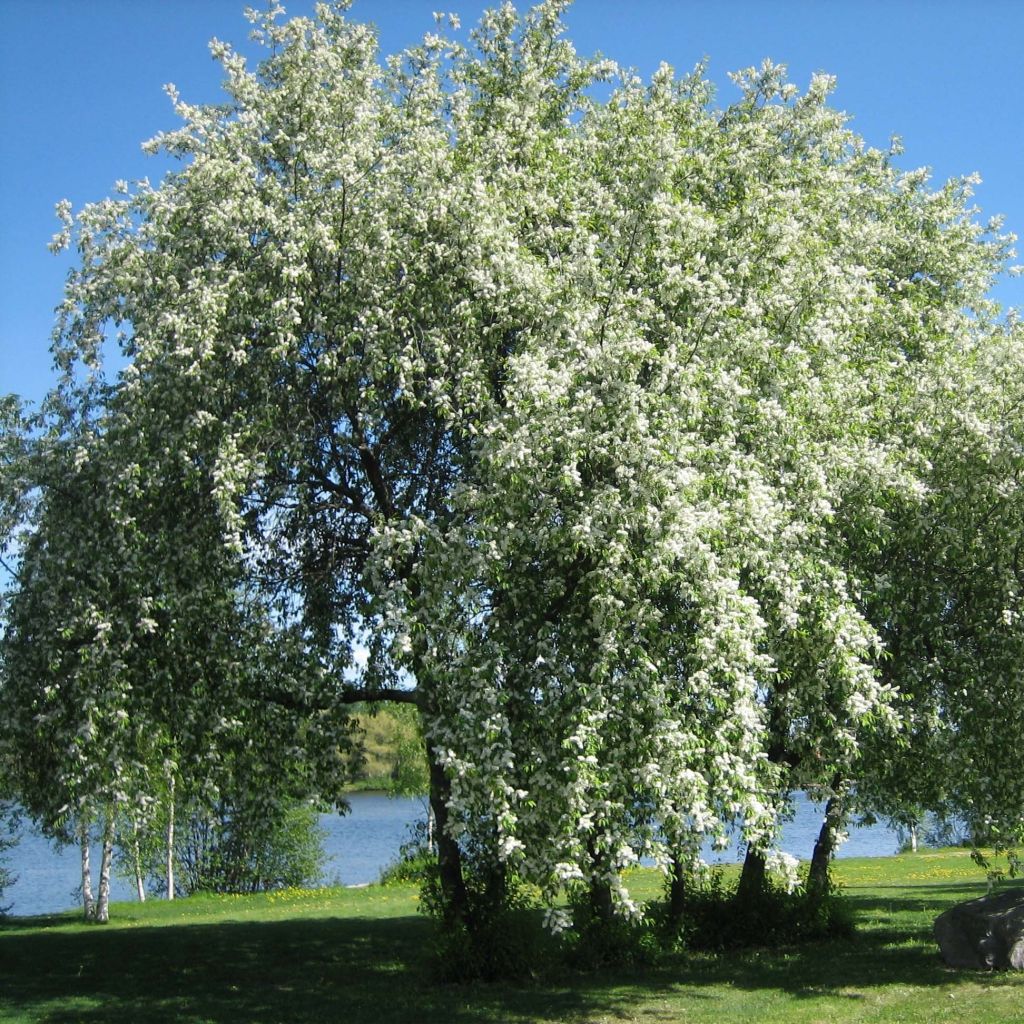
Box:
1 849 1022 1023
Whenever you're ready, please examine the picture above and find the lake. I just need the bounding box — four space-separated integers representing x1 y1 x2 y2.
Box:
2 791 902 917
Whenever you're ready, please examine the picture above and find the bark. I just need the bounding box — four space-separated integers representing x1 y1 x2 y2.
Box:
314 659 471 923
94 811 114 923
585 835 615 925
908 821 919 853
427 748 468 925
736 847 767 903
667 854 688 931
166 774 176 901
807 783 846 901
479 846 508 924
736 706 796 907
589 877 614 924
132 819 146 902
79 818 95 921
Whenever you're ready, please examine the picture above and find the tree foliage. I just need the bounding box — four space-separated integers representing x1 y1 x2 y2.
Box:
0 797 17 916
2 0 1023 937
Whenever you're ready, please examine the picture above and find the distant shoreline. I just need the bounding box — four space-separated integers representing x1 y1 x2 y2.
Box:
340 781 428 798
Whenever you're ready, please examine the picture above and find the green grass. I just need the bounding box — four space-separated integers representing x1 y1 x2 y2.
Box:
1 850 1022 1023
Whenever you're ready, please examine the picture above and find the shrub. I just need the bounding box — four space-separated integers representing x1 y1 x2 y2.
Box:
415 834 546 981
378 818 435 886
655 866 855 952
176 798 326 895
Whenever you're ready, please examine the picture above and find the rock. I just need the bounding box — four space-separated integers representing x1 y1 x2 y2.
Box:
934 888 1024 971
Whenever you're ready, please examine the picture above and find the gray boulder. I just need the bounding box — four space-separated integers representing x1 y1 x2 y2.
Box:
934 888 1024 971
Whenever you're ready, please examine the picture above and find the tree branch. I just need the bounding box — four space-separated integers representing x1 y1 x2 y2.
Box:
340 686 422 707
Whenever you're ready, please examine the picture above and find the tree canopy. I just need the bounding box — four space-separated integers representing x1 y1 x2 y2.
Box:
2 0 1023 931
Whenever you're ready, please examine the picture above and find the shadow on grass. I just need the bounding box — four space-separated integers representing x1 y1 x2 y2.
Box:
0 913 625 1024
1 887 1020 1023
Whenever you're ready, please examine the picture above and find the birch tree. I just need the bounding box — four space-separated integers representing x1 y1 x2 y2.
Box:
0 390 353 918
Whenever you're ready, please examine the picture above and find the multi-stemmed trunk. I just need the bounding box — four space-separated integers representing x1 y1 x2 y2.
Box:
585 834 615 927
80 810 115 922
737 717 793 905
588 877 615 925
94 812 115 923
338 668 469 927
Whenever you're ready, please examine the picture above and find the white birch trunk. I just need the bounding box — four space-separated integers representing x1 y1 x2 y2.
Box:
166 774 176 900
132 819 146 902
95 811 114 923
79 818 95 921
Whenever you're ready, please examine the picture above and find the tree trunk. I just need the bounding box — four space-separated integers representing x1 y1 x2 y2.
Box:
666 854 687 931
132 818 146 902
584 834 615 925
79 818 95 921
95 811 114 923
165 774 176 901
427 747 467 925
807 787 845 901
481 847 508 923
736 846 767 903
736 720 794 907
908 821 918 853
341 671 466 922
589 877 614 924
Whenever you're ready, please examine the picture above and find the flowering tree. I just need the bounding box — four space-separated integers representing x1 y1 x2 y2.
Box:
5 0 1022 935
412 35 1019 918
1 407 147 921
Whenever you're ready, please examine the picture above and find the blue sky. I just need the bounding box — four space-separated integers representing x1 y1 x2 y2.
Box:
2 0 1022 407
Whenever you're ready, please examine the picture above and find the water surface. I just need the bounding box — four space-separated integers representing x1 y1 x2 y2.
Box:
2 790 900 917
